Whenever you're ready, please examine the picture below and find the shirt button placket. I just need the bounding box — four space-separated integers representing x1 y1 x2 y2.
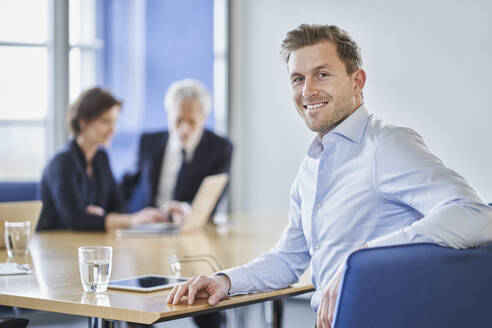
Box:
312 202 322 254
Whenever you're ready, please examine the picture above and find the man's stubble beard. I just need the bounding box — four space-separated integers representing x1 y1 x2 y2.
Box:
303 94 355 136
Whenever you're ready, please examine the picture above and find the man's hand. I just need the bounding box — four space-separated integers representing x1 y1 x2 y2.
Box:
317 262 344 328
161 201 191 226
166 274 231 306
317 244 368 328
130 207 167 226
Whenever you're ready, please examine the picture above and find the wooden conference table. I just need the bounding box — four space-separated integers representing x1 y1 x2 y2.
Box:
0 213 314 326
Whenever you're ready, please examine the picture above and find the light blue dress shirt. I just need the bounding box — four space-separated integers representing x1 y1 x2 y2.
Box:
222 105 492 311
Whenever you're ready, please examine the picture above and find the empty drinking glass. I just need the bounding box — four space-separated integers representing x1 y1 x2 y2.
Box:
4 221 31 257
168 253 181 276
78 246 112 292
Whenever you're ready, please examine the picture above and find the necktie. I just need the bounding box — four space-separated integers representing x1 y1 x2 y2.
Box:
173 149 189 200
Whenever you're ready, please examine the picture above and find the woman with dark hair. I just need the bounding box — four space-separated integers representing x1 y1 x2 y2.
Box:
37 87 167 231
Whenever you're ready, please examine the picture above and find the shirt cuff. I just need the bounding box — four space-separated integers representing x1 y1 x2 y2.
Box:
367 228 415 248
216 268 249 296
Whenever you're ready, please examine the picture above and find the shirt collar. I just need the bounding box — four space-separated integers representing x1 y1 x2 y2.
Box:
330 104 370 144
184 129 203 156
69 139 87 166
168 132 182 151
307 105 371 158
169 129 204 162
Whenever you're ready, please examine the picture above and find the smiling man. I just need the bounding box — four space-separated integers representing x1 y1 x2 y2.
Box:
166 24 492 328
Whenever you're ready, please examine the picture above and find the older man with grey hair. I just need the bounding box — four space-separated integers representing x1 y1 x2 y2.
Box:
122 78 232 213
122 79 232 327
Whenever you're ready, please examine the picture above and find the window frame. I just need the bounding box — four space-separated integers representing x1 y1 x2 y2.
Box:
0 0 103 181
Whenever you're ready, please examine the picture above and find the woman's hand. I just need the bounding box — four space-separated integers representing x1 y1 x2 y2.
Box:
86 205 105 216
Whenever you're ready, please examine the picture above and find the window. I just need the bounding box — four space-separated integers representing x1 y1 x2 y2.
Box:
213 0 229 136
1 0 225 183
69 0 104 101
0 0 49 180
0 0 102 181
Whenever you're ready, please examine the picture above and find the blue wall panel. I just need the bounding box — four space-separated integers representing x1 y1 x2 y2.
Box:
144 0 215 130
103 0 215 179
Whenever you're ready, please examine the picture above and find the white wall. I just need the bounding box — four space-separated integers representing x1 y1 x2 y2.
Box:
229 0 492 213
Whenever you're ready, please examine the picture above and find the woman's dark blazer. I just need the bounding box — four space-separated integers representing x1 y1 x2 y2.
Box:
37 140 126 231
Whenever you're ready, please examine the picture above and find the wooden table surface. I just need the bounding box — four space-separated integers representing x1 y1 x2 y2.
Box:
0 213 314 324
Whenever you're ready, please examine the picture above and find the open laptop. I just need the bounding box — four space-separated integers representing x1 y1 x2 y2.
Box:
0 201 43 248
117 173 229 236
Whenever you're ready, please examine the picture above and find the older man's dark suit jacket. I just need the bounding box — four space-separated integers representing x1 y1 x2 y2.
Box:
121 129 233 212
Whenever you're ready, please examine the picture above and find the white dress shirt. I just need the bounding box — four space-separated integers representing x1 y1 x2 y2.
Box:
155 130 203 208
221 105 492 311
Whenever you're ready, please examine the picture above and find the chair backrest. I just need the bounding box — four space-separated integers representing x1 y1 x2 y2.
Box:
0 201 43 248
334 242 492 328
0 182 38 202
0 317 29 328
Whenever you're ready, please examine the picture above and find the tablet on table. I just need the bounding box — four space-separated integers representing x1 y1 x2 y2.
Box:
108 274 188 292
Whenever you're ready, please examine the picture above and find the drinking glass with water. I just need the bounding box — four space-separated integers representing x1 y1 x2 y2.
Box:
4 221 31 258
78 246 112 292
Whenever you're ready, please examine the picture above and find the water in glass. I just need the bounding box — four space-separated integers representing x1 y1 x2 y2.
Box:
4 221 31 257
78 246 112 292
79 259 111 292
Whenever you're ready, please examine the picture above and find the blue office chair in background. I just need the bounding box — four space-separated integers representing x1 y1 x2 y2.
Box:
0 318 28 328
333 242 492 328
0 182 38 202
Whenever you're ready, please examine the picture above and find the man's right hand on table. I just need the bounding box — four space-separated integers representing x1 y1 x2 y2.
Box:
166 274 231 306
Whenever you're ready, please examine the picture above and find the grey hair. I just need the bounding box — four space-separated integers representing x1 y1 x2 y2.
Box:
164 79 211 116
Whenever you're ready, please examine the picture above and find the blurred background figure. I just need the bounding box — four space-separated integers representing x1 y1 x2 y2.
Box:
121 79 233 215
121 79 232 328
37 87 168 231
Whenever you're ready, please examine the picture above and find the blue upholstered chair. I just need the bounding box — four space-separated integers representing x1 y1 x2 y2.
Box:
333 242 492 328
0 318 28 328
0 182 38 202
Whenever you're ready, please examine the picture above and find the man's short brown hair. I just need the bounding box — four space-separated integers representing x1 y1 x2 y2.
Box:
281 24 362 74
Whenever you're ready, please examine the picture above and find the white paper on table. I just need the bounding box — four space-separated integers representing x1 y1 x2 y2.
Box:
0 262 32 275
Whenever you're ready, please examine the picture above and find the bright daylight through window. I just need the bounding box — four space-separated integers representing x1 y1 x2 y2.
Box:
0 0 101 181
